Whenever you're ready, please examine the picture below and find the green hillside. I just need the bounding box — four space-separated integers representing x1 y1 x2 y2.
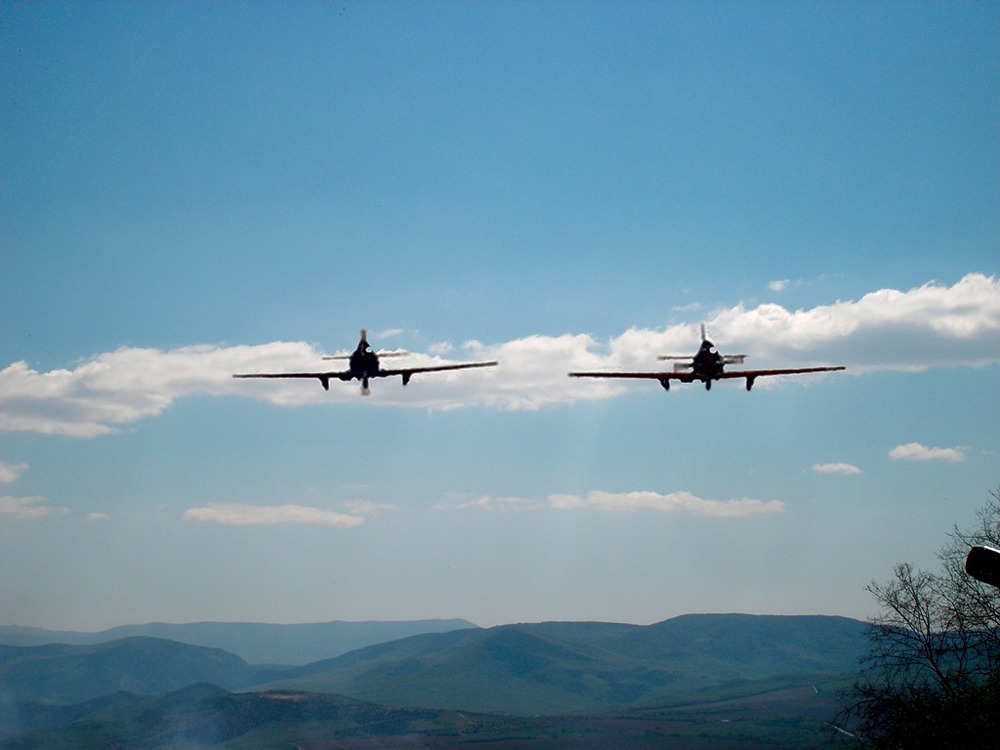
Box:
253 614 868 713
0 637 259 703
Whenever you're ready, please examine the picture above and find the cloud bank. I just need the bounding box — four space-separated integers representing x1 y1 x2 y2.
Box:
1 274 997 436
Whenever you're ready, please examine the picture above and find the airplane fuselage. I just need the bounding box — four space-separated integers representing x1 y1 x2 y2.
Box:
348 341 382 383
341 338 396 391
690 340 726 385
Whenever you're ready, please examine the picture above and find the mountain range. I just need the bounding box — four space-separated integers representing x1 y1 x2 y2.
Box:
0 618 475 665
0 614 870 748
255 614 868 713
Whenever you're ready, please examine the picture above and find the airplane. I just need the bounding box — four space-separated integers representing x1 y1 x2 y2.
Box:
569 325 845 391
233 330 498 395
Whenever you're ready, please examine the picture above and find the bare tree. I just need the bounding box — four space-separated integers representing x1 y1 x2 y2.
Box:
938 488 1000 670
842 489 1000 748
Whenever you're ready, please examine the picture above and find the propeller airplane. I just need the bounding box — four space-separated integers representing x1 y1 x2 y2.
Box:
234 330 497 395
570 325 845 392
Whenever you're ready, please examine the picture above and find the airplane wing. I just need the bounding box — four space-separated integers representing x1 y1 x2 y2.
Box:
569 371 694 380
568 371 697 389
233 370 351 391
569 366 844 391
380 361 498 385
714 366 846 380
233 361 497 390
570 366 844 381
714 366 845 390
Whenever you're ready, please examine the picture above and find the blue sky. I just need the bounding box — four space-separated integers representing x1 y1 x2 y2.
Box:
1 1 998 631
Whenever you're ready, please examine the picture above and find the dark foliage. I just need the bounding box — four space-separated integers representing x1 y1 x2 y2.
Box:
2 683 851 750
842 489 1000 748
847 672 1000 749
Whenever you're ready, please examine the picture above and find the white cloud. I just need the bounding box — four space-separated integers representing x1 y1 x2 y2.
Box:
0 495 70 520
812 463 862 475
888 443 967 463
0 342 324 437
182 503 366 528
769 278 815 293
436 490 782 517
86 512 110 521
0 461 28 483
547 490 785 517
427 341 455 356
708 274 1000 373
434 495 537 512
343 500 394 516
1 274 997 435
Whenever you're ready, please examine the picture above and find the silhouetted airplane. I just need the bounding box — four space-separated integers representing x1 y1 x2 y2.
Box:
234 330 497 395
570 325 845 391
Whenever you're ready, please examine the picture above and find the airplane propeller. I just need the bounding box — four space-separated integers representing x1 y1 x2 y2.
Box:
658 324 707 364
658 324 746 366
321 351 409 361
321 329 410 360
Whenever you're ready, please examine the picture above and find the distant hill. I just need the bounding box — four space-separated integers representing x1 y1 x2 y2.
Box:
0 637 261 703
0 618 476 665
254 614 869 714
